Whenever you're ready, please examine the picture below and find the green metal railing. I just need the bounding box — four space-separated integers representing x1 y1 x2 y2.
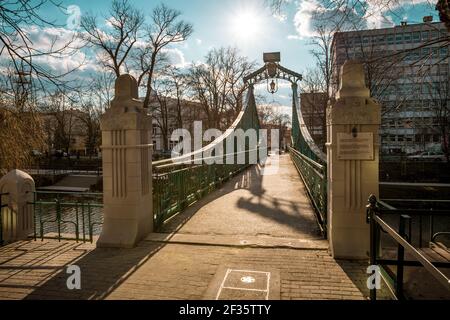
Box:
288 83 328 236
153 149 259 230
31 191 103 243
289 146 327 235
152 86 262 230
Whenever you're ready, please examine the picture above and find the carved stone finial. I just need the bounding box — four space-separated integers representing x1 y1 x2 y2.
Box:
336 60 370 99
115 74 138 100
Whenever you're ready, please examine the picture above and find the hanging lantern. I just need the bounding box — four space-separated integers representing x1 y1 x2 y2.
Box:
267 78 278 94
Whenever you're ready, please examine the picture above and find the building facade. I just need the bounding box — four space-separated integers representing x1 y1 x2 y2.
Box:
149 96 209 158
300 92 327 149
332 17 449 155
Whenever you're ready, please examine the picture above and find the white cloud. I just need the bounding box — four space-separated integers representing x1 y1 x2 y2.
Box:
195 38 202 45
290 0 431 39
162 48 187 68
0 26 99 74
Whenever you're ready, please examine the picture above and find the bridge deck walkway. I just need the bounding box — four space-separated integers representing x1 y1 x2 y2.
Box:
0 154 392 300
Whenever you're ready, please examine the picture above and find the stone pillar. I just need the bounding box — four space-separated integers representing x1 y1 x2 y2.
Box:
0 170 35 242
97 74 153 248
326 60 381 259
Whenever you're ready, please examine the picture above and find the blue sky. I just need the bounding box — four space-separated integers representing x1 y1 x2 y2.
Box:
38 0 441 113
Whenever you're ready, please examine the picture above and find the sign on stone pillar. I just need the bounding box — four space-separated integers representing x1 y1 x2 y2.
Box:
326 60 381 259
97 74 153 248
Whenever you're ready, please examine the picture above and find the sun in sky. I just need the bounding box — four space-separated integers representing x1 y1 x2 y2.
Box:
229 5 265 43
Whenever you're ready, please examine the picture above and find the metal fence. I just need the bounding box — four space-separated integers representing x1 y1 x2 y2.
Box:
31 191 103 243
289 146 327 236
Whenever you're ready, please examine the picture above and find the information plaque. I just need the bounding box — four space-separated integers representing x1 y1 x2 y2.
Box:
337 132 374 160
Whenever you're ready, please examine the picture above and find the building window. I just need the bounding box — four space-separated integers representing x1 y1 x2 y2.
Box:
397 135 404 142
415 135 422 143
422 31 429 41
395 34 403 44
433 135 441 143
412 32 421 42
431 31 439 39
440 47 448 58
387 35 394 45
403 32 411 43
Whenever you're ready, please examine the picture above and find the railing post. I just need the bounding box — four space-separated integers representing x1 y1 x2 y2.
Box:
396 214 410 299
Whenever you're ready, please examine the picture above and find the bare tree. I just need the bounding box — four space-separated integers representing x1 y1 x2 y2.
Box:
39 90 76 156
141 3 193 109
151 78 172 151
309 26 337 99
80 0 144 78
0 0 83 92
187 47 255 130
163 67 188 129
0 0 84 171
437 0 450 31
423 72 450 159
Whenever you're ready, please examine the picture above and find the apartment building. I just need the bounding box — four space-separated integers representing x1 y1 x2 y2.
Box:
332 17 449 155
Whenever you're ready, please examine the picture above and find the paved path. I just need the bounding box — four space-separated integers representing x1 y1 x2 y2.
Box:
0 155 391 300
162 154 322 239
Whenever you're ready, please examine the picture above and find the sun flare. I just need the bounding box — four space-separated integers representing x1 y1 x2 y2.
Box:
230 9 263 41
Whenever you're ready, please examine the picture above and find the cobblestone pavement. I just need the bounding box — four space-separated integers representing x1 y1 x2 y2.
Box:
0 240 390 300
0 155 392 300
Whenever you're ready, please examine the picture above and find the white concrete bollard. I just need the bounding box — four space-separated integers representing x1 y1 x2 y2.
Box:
0 170 35 242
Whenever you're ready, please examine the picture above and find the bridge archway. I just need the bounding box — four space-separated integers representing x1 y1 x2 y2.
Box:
243 52 326 164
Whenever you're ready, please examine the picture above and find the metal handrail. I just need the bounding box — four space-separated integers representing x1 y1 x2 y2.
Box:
432 232 450 243
366 195 450 300
374 215 450 290
289 146 325 173
289 146 327 236
153 147 264 171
